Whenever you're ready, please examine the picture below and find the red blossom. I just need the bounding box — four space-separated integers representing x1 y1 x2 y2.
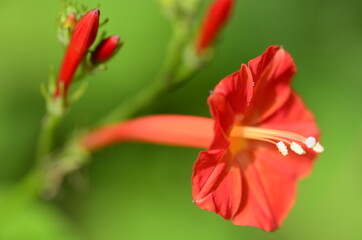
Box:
196 0 235 54
91 35 121 63
55 9 100 97
81 45 323 231
191 45 323 231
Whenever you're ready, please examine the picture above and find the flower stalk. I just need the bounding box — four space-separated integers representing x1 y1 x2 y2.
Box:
35 104 63 164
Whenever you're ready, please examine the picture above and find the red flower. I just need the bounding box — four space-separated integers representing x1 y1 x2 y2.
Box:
191 45 323 231
196 0 235 54
55 9 100 97
82 46 323 231
91 35 121 63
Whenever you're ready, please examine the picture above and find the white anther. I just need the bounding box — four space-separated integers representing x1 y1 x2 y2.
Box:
276 141 288 156
305 136 317 148
290 142 306 155
313 142 324 153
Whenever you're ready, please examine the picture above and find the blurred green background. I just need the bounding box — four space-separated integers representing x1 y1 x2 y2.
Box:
1 0 362 239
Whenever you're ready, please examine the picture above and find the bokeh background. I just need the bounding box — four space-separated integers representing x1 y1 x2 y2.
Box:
1 0 362 239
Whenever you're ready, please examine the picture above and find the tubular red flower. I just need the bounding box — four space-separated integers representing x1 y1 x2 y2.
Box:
91 35 121 63
196 0 234 54
83 115 214 151
55 9 100 97
81 45 323 231
192 45 322 231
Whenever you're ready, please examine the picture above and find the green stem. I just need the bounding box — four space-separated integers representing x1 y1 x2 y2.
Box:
99 82 166 125
99 24 190 124
35 112 61 164
97 0 209 124
160 25 188 85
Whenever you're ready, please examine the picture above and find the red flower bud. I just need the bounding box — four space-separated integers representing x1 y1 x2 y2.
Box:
91 35 121 63
196 0 234 54
63 12 77 30
55 9 100 97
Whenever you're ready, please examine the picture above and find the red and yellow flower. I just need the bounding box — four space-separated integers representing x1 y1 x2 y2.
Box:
82 45 323 231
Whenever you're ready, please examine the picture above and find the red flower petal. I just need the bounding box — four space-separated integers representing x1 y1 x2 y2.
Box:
252 141 315 181
211 64 254 117
192 149 242 220
247 45 282 84
232 148 298 231
260 92 319 136
192 139 303 231
208 93 236 136
243 46 297 125
208 64 254 135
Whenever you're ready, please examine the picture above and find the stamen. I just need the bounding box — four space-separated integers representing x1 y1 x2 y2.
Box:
313 142 324 153
231 126 324 155
243 131 293 145
290 142 306 155
276 141 288 156
243 127 307 143
305 136 316 148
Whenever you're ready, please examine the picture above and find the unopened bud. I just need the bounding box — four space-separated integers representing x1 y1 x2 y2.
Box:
55 9 100 97
196 0 234 54
91 35 121 63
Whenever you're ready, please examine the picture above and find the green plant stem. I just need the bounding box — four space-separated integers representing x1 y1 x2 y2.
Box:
99 82 167 125
35 112 61 164
100 23 190 124
92 0 208 125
